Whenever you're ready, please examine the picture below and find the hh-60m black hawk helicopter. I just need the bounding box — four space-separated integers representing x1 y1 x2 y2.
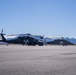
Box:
0 29 45 46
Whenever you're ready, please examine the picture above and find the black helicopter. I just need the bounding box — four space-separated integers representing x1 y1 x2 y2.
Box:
0 29 44 46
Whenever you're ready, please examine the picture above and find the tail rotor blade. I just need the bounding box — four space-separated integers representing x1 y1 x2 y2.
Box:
1 29 3 34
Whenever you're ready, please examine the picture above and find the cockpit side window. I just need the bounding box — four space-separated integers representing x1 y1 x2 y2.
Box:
40 36 43 39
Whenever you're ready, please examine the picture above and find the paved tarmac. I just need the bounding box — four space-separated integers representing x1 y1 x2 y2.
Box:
0 45 76 75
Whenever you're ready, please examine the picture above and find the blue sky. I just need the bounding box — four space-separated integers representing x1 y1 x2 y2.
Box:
0 0 76 38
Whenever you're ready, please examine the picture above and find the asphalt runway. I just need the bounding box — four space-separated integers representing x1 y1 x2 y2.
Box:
0 45 76 75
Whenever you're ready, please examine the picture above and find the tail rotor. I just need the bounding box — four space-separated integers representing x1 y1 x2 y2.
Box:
1 29 3 34
0 29 6 41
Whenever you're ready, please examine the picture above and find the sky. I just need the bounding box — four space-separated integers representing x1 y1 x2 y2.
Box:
0 0 76 38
